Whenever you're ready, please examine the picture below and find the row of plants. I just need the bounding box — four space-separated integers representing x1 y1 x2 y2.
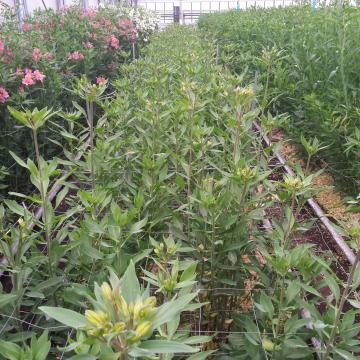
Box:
198 5 360 195
0 23 359 359
0 3 158 195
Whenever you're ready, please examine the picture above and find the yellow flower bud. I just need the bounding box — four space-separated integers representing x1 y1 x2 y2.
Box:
135 321 152 338
262 338 275 351
128 303 135 316
133 299 144 322
115 295 130 319
144 296 156 308
112 321 126 333
85 310 108 327
101 282 113 301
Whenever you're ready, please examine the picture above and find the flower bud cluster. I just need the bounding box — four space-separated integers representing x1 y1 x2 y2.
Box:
84 282 157 350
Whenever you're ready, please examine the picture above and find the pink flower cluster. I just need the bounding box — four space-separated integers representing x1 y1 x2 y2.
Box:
0 40 14 64
80 8 97 19
0 86 9 103
82 41 93 49
32 48 41 61
68 51 85 61
21 23 33 32
96 76 107 85
21 68 46 86
117 19 138 43
110 34 120 50
32 48 53 62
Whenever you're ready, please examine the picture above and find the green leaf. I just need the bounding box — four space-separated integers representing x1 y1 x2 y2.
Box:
39 306 87 329
286 281 301 304
4 199 25 216
256 293 274 317
0 293 17 308
182 336 212 345
56 186 69 209
128 217 148 236
120 261 140 303
9 151 28 168
68 355 97 360
187 350 216 360
324 272 340 302
153 292 198 328
138 340 198 354
180 261 197 282
334 348 357 360
0 340 21 360
31 331 50 360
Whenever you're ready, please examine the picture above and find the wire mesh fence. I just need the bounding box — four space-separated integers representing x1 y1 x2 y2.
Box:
3 0 358 27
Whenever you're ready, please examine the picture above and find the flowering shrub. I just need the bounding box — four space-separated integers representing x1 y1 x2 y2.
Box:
0 4 158 193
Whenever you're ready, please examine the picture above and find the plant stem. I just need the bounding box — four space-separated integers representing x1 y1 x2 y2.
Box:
32 128 53 278
87 100 95 192
187 99 195 241
322 251 360 359
339 16 348 108
305 154 312 175
263 63 271 108
283 195 296 250
233 107 242 163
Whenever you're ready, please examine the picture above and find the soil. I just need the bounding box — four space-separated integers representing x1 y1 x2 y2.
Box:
270 128 360 227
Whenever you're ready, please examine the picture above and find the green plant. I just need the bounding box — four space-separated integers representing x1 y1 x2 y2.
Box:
41 261 206 359
198 6 360 194
0 331 50 360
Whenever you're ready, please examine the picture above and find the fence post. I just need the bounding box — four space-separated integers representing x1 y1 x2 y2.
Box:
174 5 180 23
132 42 136 61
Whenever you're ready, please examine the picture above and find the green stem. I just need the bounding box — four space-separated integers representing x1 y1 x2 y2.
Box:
274 274 286 353
32 128 53 278
233 108 242 163
263 64 271 108
339 17 348 107
187 102 195 241
283 195 296 250
305 154 312 175
87 100 95 192
322 251 360 359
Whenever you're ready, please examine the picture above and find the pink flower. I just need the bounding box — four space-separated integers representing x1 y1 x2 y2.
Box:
43 51 53 60
0 40 4 53
118 18 134 29
68 51 84 61
104 19 112 27
80 8 97 19
32 48 41 61
82 41 93 49
33 70 46 83
96 76 107 85
0 86 9 103
110 35 120 49
3 57 11 64
91 21 101 29
22 23 33 32
22 72 35 86
117 19 138 43
6 48 14 57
